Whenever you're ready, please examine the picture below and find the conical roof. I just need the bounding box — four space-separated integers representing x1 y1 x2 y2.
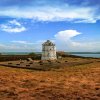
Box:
42 40 55 46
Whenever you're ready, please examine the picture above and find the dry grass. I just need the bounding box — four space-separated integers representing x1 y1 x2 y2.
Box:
0 57 100 100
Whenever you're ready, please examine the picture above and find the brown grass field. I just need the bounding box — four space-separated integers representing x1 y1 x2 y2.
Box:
0 57 100 100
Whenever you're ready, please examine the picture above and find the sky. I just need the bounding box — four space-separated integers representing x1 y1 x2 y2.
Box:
0 0 100 52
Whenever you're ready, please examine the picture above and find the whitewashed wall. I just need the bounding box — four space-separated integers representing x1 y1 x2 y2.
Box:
41 45 57 60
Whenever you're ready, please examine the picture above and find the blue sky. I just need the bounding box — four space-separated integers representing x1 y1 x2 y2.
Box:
0 0 100 52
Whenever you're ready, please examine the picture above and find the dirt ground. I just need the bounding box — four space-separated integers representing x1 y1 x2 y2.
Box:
0 57 100 100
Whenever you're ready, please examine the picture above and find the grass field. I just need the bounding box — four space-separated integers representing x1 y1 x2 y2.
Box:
0 57 100 100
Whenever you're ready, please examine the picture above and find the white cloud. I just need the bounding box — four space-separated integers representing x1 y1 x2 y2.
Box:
0 20 26 33
11 41 34 45
0 4 99 23
0 38 100 52
54 29 81 51
70 41 100 52
55 30 81 41
0 44 7 49
0 40 43 52
9 20 21 26
1 25 26 33
54 29 100 52
0 43 35 52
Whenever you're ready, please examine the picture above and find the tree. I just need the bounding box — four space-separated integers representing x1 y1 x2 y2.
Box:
28 52 36 56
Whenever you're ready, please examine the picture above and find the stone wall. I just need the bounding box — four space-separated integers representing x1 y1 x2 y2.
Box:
41 45 57 60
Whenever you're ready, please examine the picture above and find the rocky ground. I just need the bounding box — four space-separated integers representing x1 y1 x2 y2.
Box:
0 57 100 100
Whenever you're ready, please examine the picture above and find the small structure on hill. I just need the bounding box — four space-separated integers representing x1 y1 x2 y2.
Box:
41 40 57 60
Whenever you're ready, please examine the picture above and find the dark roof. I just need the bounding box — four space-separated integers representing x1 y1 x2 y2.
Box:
42 40 55 46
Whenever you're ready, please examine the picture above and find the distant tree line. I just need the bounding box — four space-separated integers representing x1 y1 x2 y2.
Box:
0 53 41 62
0 51 85 62
56 51 69 57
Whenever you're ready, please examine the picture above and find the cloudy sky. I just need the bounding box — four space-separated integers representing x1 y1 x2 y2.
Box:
0 0 100 52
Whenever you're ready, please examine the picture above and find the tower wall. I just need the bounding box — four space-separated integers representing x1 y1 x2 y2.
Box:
41 45 57 60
